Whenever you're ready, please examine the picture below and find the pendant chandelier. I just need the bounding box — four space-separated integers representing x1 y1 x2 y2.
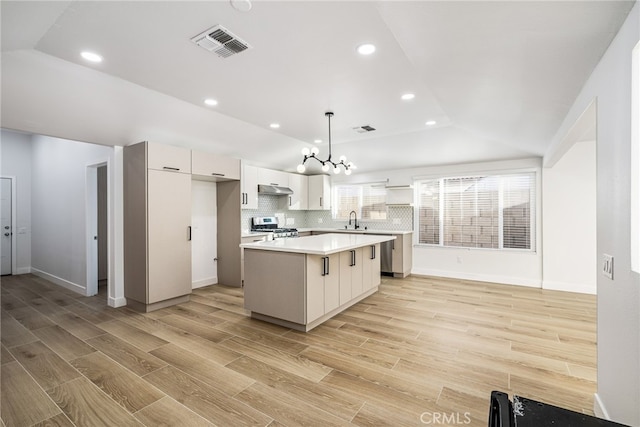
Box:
297 112 355 175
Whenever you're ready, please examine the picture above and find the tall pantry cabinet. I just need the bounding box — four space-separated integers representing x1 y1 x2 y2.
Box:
124 142 192 312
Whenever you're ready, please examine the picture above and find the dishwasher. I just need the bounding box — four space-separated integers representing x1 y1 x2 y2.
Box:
380 239 393 274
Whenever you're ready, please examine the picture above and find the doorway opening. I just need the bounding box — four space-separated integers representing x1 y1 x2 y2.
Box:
0 177 16 276
86 162 109 298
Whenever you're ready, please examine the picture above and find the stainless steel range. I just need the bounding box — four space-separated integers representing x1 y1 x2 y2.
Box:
251 216 298 238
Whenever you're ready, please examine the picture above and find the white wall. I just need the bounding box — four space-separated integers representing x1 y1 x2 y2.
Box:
545 2 640 424
30 134 113 295
542 140 597 294
0 130 32 274
334 158 544 287
191 180 217 288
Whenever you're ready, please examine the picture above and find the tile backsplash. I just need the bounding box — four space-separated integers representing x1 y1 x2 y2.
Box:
241 194 413 231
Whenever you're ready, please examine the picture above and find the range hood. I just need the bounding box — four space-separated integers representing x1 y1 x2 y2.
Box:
258 184 293 195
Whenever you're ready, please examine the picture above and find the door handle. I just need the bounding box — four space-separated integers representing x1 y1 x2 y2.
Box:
350 250 356 266
370 245 376 259
211 173 225 176
325 257 329 275
188 226 192 241
289 196 292 207
162 166 180 171
321 257 327 276
319 196 322 207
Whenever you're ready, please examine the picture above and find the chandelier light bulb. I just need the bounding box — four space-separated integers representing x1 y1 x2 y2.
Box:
296 112 356 175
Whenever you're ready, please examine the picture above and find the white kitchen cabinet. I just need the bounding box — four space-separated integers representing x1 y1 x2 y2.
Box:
147 142 191 173
339 248 363 304
362 244 381 290
307 253 340 322
385 186 414 205
191 150 240 180
257 167 288 187
124 141 192 312
308 175 331 210
288 173 308 210
241 163 258 209
390 233 413 278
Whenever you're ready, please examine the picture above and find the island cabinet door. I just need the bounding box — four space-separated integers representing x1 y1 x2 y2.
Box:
340 248 363 304
306 253 339 322
362 244 381 291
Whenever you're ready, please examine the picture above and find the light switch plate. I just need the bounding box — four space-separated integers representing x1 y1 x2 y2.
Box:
602 254 614 279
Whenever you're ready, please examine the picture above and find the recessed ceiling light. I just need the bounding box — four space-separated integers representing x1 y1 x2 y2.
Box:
270 123 280 129
204 99 218 106
81 51 102 63
230 0 252 12
426 120 437 126
357 43 376 55
314 139 322 144
401 93 415 101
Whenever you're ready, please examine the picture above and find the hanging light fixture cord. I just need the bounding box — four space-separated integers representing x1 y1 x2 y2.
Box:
297 112 353 175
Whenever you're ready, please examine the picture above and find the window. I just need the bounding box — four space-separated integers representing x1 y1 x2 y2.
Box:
333 183 387 220
416 172 536 250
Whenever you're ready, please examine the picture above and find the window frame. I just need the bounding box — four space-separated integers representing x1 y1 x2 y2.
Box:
414 169 538 252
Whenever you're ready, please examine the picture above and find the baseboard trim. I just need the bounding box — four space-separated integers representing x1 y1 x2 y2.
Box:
192 277 218 289
15 267 32 274
31 268 86 296
411 268 541 288
543 280 596 295
108 296 127 308
593 393 610 420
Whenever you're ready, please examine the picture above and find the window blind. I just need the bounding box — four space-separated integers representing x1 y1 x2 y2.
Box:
333 183 387 220
416 172 536 251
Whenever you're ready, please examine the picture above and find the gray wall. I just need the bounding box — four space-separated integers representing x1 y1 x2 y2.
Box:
30 134 113 293
546 3 640 424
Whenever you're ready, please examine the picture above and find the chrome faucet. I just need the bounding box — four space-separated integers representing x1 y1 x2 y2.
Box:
348 210 359 229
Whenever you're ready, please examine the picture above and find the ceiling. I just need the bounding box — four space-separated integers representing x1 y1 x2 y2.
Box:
0 1 635 174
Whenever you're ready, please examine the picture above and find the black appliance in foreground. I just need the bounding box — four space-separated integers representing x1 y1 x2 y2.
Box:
489 391 629 427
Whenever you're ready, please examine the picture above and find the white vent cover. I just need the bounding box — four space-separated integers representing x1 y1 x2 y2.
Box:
191 25 251 58
352 125 376 133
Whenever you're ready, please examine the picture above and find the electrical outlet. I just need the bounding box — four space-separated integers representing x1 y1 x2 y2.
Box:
602 254 614 279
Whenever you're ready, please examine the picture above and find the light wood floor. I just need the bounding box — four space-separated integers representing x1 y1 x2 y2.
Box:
1 273 596 427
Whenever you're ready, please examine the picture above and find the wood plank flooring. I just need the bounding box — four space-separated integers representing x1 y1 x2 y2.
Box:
1 274 597 426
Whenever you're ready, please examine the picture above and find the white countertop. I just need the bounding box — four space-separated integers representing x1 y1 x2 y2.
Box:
240 233 396 255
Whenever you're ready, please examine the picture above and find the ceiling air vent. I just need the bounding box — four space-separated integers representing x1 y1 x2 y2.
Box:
191 25 251 58
353 125 376 133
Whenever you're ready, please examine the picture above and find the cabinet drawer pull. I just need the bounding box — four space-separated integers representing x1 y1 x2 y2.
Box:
326 257 330 275
188 226 192 241
162 166 180 171
211 172 225 177
370 245 376 260
351 250 356 267
320 196 323 207
289 196 292 206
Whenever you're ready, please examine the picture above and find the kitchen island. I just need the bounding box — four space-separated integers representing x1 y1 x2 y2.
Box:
240 233 395 331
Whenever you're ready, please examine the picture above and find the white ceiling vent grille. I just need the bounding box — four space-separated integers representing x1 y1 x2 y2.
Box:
191 25 251 58
353 125 376 133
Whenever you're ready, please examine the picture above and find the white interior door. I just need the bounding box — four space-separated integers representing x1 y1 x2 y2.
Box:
1 178 12 275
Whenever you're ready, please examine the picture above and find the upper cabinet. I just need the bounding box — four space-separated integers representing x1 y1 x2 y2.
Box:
308 175 331 210
147 143 191 173
288 173 308 210
191 150 240 181
385 186 414 205
257 168 288 187
241 163 258 209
